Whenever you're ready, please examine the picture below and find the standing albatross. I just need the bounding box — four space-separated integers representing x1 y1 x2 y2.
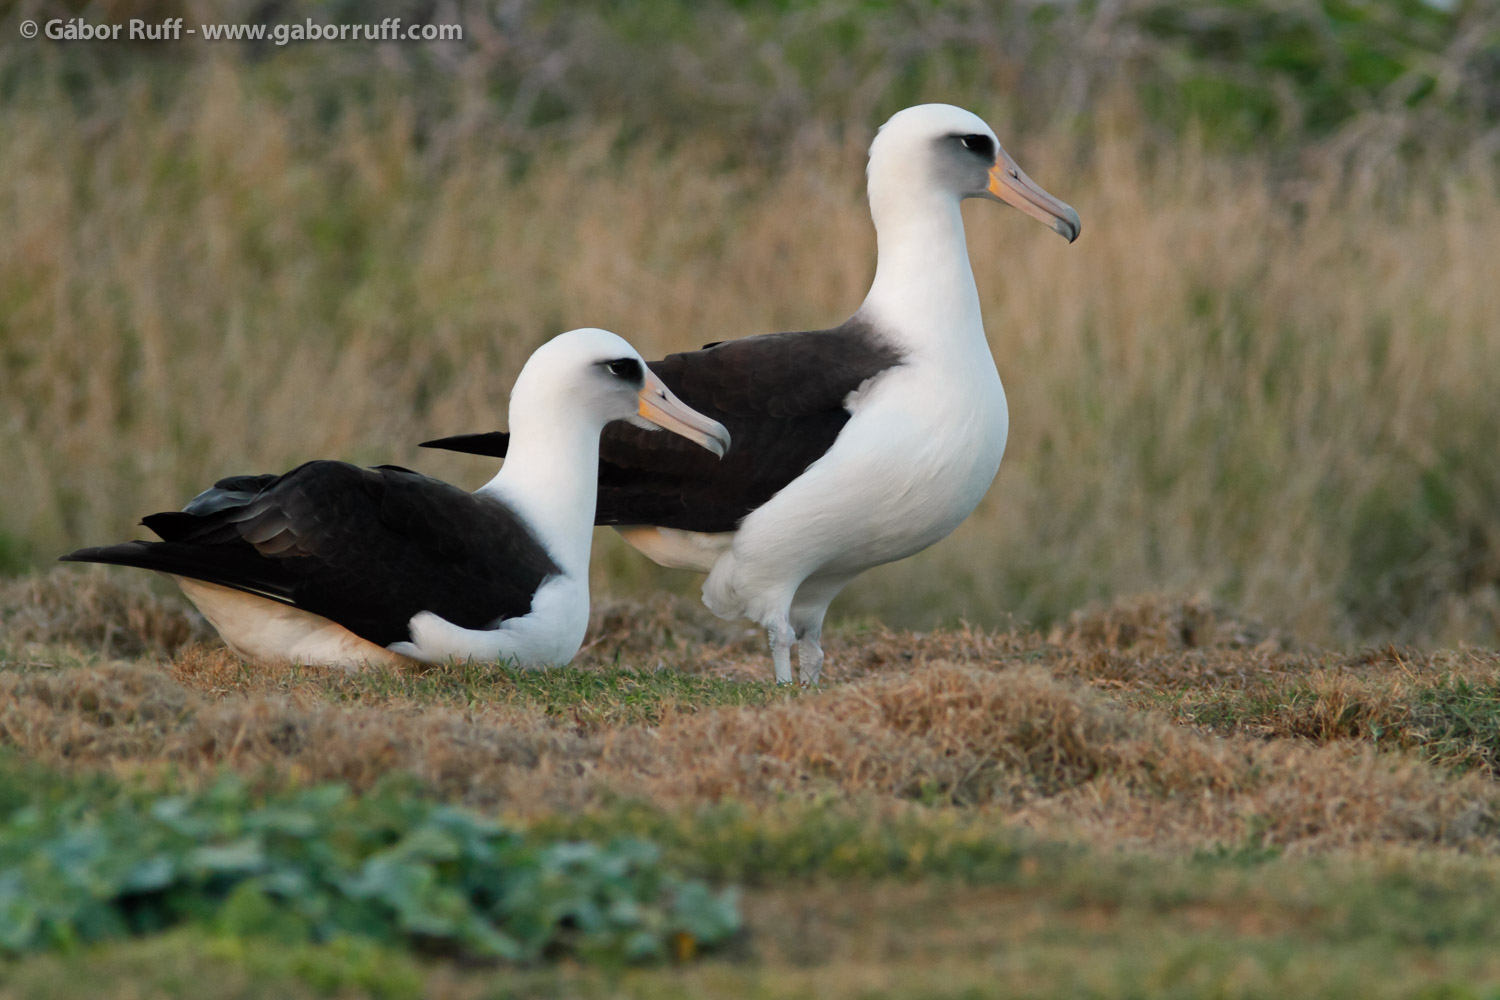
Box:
61 328 729 669
424 104 1080 684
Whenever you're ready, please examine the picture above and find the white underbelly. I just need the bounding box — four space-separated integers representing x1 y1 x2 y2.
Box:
174 577 409 670
742 368 1007 574
761 439 999 575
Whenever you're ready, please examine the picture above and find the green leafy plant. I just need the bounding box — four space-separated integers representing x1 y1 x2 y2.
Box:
0 775 739 963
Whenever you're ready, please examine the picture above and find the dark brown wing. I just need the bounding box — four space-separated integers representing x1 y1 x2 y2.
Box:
595 320 904 530
61 461 560 647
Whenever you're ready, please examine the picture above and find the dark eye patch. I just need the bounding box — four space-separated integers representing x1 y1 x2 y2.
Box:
604 357 643 383
958 133 995 160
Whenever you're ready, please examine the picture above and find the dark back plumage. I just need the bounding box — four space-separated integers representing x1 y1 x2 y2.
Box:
61 461 560 647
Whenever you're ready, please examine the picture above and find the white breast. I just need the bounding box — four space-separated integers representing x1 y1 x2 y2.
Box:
797 360 1007 565
701 357 1007 622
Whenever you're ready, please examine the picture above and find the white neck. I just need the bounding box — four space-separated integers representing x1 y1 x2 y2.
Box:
475 413 600 578
856 189 986 360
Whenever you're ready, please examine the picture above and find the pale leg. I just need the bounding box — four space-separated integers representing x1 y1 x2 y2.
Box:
789 573 854 686
767 616 797 686
794 621 824 686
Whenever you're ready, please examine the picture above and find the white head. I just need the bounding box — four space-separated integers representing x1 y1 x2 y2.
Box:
867 104 1080 242
508 328 730 456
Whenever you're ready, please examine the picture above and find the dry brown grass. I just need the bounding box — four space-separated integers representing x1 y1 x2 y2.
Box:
0 656 618 809
4 578 1498 856
3 58 1498 644
0 565 214 659
649 659 1498 852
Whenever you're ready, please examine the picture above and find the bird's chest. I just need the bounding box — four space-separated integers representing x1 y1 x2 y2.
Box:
798 363 1009 564
883 362 1004 485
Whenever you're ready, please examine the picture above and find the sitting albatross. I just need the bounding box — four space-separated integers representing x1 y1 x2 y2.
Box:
61 328 730 669
424 104 1080 684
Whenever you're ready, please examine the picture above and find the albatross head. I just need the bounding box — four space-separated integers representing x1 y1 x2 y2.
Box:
867 103 1081 243
511 328 731 457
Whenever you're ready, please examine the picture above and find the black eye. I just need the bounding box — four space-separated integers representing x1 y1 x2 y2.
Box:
604 357 643 382
959 133 994 159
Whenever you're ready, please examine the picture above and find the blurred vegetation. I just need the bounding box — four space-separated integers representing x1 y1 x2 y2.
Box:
2 0 1499 645
6 0 1497 161
0 761 740 964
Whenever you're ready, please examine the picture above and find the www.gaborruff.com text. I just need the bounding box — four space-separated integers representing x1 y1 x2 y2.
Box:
32 18 463 45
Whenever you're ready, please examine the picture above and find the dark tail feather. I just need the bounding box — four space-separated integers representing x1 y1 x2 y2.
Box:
60 542 295 604
419 431 510 457
61 541 174 571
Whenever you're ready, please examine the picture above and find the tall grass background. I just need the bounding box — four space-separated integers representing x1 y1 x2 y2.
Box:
2 0 1498 645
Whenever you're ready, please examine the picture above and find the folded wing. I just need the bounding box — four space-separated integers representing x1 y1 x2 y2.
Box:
61 461 560 647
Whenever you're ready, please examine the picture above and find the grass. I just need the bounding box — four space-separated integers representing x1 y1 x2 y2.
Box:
2 35 1499 646
173 647 802 728
1151 658 1500 777
6 574 1500 994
